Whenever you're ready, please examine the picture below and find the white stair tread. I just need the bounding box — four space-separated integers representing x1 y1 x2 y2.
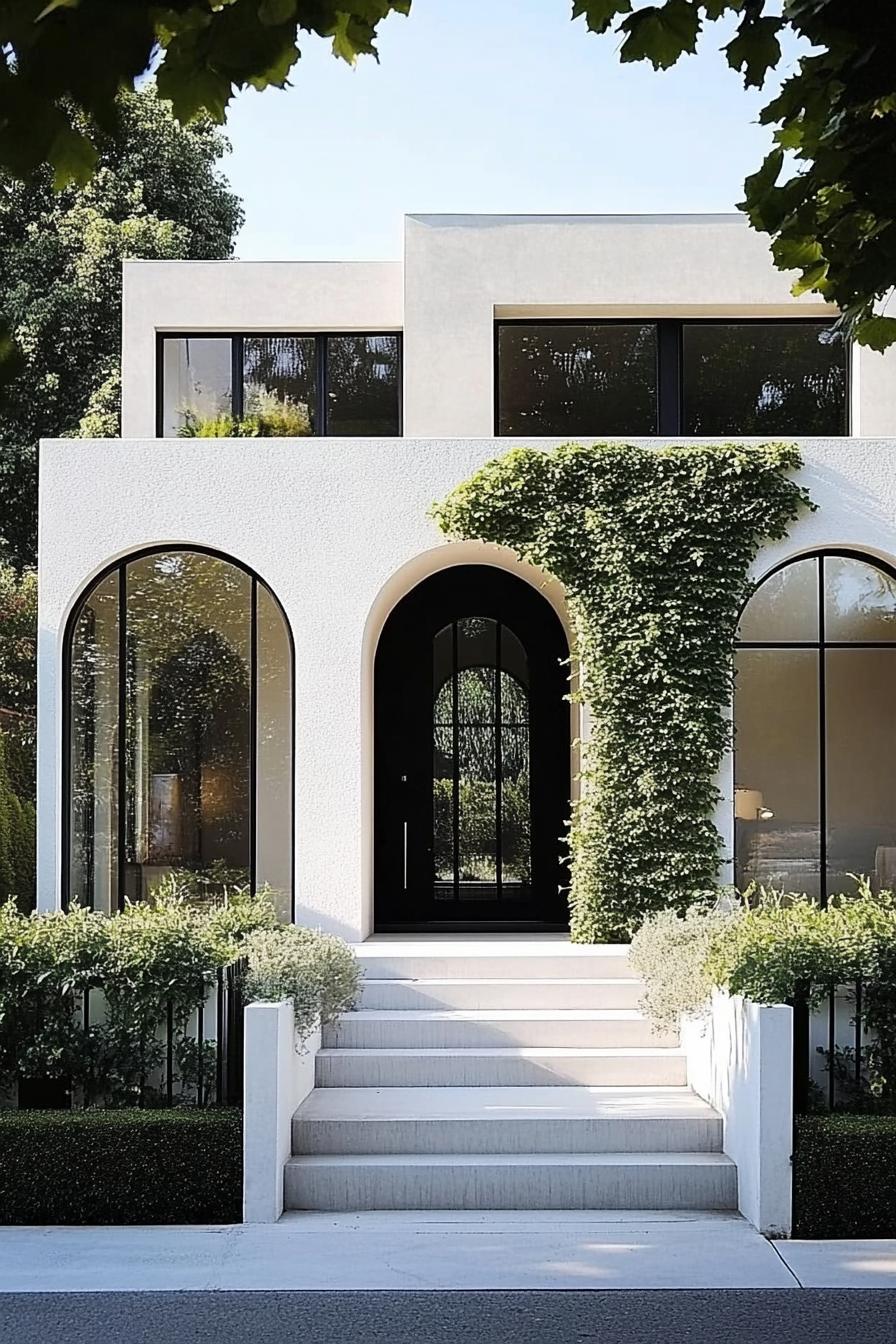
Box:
337 1010 650 1022
361 978 642 987
287 1151 734 1169
355 938 629 958
296 1085 719 1122
317 1046 685 1058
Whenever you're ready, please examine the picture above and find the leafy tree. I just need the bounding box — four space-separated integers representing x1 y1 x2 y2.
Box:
574 2 896 348
2 4 891 350
0 1 410 185
0 85 243 570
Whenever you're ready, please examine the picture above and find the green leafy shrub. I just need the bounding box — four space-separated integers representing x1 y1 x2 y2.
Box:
243 924 360 1040
793 1114 896 1238
706 886 896 1006
0 1108 241 1224
629 896 739 1033
434 440 812 940
178 391 311 439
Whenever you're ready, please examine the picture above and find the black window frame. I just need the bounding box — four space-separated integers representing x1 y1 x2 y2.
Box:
734 548 896 908
494 317 850 437
61 544 296 918
156 331 403 437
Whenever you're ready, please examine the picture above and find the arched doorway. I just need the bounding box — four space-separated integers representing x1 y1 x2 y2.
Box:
64 547 294 919
735 549 896 903
374 565 570 930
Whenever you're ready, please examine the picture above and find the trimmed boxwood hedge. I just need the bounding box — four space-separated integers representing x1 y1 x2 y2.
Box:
793 1114 896 1238
0 1107 242 1224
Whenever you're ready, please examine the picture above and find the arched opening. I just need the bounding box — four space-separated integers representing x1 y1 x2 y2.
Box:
734 550 896 903
64 547 294 919
374 565 570 931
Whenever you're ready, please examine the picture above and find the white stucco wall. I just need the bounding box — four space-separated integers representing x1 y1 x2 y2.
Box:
121 260 403 438
37 435 896 939
682 992 793 1236
121 215 896 443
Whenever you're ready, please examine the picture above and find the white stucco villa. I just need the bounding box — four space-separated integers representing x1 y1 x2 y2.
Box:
36 214 896 1229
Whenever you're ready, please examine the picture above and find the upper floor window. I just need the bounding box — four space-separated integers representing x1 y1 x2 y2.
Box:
496 319 848 438
159 333 401 437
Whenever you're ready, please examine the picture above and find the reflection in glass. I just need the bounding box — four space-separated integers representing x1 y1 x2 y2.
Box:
736 558 819 643
69 572 120 913
67 551 294 917
824 556 896 641
682 323 847 436
326 335 401 435
734 649 820 899
497 323 658 436
124 554 251 901
161 338 232 435
826 649 896 900
735 551 896 906
256 584 293 921
432 618 531 902
243 336 316 435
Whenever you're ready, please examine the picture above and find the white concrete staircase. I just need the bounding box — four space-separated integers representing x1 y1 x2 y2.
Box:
284 937 736 1212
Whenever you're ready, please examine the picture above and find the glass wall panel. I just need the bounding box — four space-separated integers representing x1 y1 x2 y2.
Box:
326 335 400 435
825 649 896 899
68 572 119 913
824 555 896 641
256 584 293 920
499 629 531 889
123 553 252 901
734 649 821 898
682 323 847 436
497 323 658 436
161 338 233 436
243 336 316 435
736 557 819 643
432 618 532 902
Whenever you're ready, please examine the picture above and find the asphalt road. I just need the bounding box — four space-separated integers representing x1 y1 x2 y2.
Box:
1 1290 894 1343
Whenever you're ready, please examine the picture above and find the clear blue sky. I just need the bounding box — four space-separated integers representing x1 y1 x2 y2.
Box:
224 0 798 261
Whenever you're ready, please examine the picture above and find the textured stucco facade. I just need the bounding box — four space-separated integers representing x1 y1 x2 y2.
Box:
37 435 896 937
38 213 896 934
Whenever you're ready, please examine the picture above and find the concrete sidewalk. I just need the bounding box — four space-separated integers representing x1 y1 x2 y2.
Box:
0 1212 893 1292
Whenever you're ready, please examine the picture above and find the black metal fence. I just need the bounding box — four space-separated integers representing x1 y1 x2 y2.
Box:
791 978 869 1115
18 957 246 1111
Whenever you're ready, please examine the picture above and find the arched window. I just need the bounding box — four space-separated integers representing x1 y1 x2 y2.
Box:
735 551 896 903
65 548 293 918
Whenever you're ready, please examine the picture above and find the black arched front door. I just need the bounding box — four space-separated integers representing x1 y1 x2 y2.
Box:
374 566 570 930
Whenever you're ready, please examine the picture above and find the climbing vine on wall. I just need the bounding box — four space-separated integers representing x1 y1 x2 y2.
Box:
433 442 813 943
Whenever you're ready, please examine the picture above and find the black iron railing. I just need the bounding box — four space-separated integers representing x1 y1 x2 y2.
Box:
20 957 246 1111
791 978 869 1115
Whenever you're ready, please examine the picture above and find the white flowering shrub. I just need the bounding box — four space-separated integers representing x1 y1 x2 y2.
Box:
243 925 359 1043
629 899 740 1034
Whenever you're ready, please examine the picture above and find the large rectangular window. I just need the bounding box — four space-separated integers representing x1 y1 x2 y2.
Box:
159 333 401 437
497 322 658 436
681 322 847 435
496 319 848 437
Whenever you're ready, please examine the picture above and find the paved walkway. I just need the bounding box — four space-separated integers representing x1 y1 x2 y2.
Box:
0 1212 893 1291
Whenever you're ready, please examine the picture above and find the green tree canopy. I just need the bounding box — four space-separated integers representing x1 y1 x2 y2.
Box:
0 85 243 570
3 2 890 347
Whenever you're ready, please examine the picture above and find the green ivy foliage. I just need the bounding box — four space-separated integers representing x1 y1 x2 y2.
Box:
434 441 812 941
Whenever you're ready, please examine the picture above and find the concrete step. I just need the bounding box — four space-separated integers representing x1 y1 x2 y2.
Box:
324 1009 674 1051
283 1151 738 1212
354 938 631 982
292 1085 723 1155
315 1046 688 1088
359 977 644 1011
